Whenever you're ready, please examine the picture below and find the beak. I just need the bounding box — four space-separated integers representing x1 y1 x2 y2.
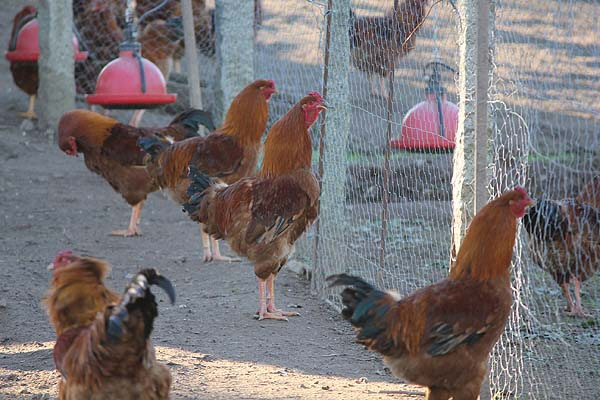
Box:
47 263 54 271
317 105 327 111
525 198 535 208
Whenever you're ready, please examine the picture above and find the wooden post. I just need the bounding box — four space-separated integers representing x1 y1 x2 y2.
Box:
450 0 495 398
450 0 493 263
181 0 205 134
214 0 254 124
312 0 351 293
38 0 75 140
379 0 399 288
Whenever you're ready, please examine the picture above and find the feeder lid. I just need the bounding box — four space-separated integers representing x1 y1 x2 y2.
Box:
391 95 459 151
85 50 176 109
5 18 88 62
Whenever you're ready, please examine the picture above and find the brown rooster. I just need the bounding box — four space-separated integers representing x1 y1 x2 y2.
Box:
46 250 175 400
7 5 38 119
523 178 600 317
58 108 214 236
328 187 533 400
138 79 276 262
350 0 456 97
183 92 325 320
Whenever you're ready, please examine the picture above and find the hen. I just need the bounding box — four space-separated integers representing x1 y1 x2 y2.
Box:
350 0 456 97
522 179 600 317
58 108 214 236
73 0 124 94
328 187 533 400
183 92 325 320
7 5 38 119
46 250 175 400
138 79 275 262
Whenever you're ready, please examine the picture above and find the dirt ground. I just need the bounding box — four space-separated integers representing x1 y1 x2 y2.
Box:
0 106 432 400
0 3 427 398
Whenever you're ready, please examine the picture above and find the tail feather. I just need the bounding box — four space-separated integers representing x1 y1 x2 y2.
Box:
107 269 175 342
168 109 216 136
327 274 392 350
137 135 169 159
182 165 215 215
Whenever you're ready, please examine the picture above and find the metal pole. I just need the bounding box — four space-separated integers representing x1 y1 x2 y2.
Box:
181 0 206 135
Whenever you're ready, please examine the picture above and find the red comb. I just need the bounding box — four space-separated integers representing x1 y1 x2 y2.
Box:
513 186 529 198
307 91 324 103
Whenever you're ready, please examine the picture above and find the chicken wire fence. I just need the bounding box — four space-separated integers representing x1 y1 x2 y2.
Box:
253 0 600 399
34 0 600 398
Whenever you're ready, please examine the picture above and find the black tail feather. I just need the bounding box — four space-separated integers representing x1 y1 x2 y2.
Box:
182 165 215 215
107 269 175 342
137 135 168 158
169 109 216 136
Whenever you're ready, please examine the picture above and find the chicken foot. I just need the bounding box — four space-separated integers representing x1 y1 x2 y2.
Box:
20 95 36 119
200 229 240 263
110 201 143 237
565 278 591 317
255 277 289 321
129 109 146 128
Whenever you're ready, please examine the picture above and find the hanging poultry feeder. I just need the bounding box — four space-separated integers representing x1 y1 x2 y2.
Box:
85 0 176 109
391 61 458 151
5 18 88 62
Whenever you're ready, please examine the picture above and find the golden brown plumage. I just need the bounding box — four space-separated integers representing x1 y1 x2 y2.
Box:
45 251 175 400
183 91 325 320
138 79 275 261
328 187 533 400
140 17 184 82
8 5 38 118
58 108 212 236
523 179 600 317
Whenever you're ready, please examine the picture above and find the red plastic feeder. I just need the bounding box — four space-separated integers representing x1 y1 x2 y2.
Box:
391 61 458 152
5 18 88 62
85 49 177 109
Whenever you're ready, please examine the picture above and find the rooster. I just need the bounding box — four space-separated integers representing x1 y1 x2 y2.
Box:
349 0 456 98
138 79 276 262
46 250 175 399
329 187 533 400
58 108 214 237
522 179 600 317
7 5 38 119
183 92 325 320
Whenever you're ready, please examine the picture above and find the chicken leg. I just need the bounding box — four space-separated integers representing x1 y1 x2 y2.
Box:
111 201 143 237
129 109 146 128
20 95 36 119
266 274 300 318
255 277 288 321
200 229 240 263
566 277 591 317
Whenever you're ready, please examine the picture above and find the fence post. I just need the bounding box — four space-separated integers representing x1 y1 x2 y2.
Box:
38 0 75 141
450 0 493 260
181 0 205 134
214 0 254 124
312 0 351 293
450 0 494 398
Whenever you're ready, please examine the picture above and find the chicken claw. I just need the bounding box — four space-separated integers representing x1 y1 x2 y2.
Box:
19 111 37 119
267 306 300 317
110 227 142 237
255 310 289 321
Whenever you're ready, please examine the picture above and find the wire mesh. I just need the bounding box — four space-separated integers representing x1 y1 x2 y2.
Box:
71 0 217 127
255 0 600 399
24 0 600 397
